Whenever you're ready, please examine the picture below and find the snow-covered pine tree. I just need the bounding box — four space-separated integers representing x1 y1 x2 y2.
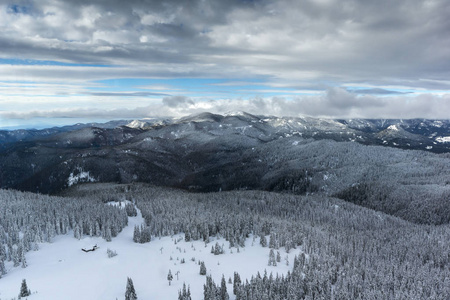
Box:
133 225 141 243
269 233 277 249
0 258 6 277
203 275 216 300
178 282 192 300
139 225 151 243
220 275 229 300
104 224 112 242
214 242 224 255
73 223 82 240
21 250 27 268
233 272 241 295
268 249 277 266
200 261 207 275
167 269 173 286
18 279 31 299
125 277 137 300
260 235 267 247
12 244 20 267
125 203 137 217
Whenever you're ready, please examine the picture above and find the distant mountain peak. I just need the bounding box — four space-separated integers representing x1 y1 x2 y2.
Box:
179 112 224 123
126 120 152 129
224 111 259 119
387 125 400 131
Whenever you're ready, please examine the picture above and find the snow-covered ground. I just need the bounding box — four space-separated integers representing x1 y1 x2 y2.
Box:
0 205 300 300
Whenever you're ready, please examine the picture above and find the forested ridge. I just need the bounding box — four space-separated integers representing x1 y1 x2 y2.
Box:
2 183 449 299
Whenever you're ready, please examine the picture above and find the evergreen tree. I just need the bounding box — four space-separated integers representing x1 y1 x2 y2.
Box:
178 283 192 300
269 233 277 249
185 231 191 242
139 225 151 243
21 251 27 268
125 277 137 300
104 224 112 242
186 285 192 300
0 258 6 277
200 261 207 275
203 275 216 300
167 269 173 286
18 279 31 299
12 244 20 267
73 223 82 240
125 203 137 217
220 275 229 300
133 225 141 243
260 235 267 247
233 272 241 295
268 249 277 266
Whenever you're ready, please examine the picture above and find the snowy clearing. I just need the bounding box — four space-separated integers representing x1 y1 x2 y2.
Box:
0 206 299 300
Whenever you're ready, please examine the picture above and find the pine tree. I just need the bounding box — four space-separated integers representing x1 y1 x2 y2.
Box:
233 272 241 295
21 251 27 268
12 244 20 267
186 285 192 300
167 269 173 286
104 224 112 242
0 258 6 277
260 235 267 247
125 277 137 300
178 283 192 300
204 275 216 300
73 223 82 240
18 279 31 299
220 275 229 300
269 233 277 249
133 225 141 243
140 225 151 243
268 249 277 266
200 261 207 275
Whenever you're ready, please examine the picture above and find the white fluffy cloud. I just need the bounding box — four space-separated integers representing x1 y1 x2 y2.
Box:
3 88 449 124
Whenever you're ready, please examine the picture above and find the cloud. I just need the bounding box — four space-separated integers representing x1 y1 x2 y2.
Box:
89 92 169 97
1 88 449 124
162 96 194 108
1 0 450 124
349 88 410 95
0 106 157 120
1 0 449 89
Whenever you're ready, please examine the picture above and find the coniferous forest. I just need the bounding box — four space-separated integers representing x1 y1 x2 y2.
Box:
1 182 450 299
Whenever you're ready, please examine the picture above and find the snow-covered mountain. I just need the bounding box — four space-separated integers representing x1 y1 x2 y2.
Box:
0 112 448 225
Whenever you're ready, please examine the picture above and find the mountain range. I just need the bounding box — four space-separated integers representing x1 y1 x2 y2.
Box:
1 112 449 224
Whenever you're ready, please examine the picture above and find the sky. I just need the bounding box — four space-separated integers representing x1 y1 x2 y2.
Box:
0 0 449 129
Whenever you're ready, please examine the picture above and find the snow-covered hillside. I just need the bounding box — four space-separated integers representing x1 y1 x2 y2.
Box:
0 203 298 300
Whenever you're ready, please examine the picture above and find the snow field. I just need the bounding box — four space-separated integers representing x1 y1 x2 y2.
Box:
0 206 300 300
